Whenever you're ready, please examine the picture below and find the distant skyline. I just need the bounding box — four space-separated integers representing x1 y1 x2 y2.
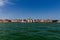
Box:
0 0 60 20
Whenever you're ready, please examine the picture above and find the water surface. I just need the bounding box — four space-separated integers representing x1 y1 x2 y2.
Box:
0 22 60 40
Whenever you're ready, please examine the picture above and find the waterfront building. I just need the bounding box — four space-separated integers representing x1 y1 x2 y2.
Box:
0 19 3 22
44 19 52 22
3 19 11 22
22 19 28 22
52 20 58 22
0 18 59 23
17 19 22 22
21 19 24 22
57 20 60 22
36 19 40 22
11 19 27 22
33 19 45 22
27 17 33 22
40 19 45 22
27 19 33 22
11 19 18 22
33 19 37 22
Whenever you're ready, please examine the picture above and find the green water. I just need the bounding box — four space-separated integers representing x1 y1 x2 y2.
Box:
0 22 60 40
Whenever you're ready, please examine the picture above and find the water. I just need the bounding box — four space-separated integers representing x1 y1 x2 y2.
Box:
0 22 60 40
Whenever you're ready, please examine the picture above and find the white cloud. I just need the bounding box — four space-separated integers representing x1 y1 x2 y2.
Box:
0 0 13 6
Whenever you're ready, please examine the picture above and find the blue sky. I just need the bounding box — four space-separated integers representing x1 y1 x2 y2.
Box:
0 0 60 19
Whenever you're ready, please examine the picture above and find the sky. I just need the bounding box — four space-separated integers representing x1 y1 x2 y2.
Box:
0 0 60 19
